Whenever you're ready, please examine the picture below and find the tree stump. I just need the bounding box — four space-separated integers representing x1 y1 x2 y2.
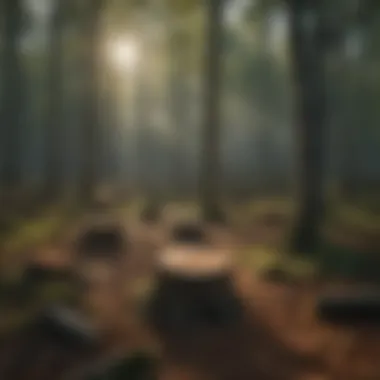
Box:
169 222 208 245
74 222 127 262
72 222 128 323
147 246 241 333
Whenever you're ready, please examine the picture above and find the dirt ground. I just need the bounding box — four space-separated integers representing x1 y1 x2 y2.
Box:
1 216 380 380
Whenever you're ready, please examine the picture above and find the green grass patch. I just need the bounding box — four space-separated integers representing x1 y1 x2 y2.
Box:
3 215 62 252
329 203 380 232
240 240 380 283
239 245 280 272
228 197 294 226
0 202 82 280
239 245 318 283
246 198 294 217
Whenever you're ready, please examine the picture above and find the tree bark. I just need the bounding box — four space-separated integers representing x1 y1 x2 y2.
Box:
43 0 65 201
1 0 24 194
134 33 160 221
288 0 328 254
169 28 189 198
78 0 103 204
199 0 225 223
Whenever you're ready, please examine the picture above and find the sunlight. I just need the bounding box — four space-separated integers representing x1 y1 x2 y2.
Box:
108 37 139 71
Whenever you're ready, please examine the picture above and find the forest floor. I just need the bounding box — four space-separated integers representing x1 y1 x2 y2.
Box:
0 201 379 379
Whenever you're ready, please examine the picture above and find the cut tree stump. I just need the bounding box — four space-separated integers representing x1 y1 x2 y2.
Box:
169 222 208 245
147 246 241 333
74 222 127 261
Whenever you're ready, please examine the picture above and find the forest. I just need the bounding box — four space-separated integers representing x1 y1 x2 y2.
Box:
0 0 379 379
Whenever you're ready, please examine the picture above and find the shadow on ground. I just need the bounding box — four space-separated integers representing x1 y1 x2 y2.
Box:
155 300 324 380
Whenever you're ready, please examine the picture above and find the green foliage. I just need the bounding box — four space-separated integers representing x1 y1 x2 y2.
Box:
2 213 64 255
0 203 81 282
239 245 280 271
240 245 317 282
331 203 380 232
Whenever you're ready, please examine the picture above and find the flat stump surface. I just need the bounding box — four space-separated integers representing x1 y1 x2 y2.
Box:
157 245 233 279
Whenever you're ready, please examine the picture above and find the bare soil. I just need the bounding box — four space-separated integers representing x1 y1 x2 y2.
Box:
1 217 380 380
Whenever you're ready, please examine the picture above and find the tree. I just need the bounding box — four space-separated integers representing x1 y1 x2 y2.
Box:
78 0 104 204
164 1 203 199
1 0 25 196
287 0 328 254
43 0 66 201
167 22 190 197
199 0 225 222
226 22 292 194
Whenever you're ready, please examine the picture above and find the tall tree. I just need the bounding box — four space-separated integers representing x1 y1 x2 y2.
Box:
168 24 189 197
137 23 163 221
164 0 203 199
1 0 25 196
199 0 225 222
287 0 328 254
135 31 150 197
43 0 66 201
78 0 104 204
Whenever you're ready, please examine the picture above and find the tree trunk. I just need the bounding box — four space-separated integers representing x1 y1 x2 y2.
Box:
339 127 360 202
134 34 160 221
43 0 65 201
1 0 24 195
134 37 150 196
199 0 225 223
169 28 189 199
288 0 328 254
78 0 103 204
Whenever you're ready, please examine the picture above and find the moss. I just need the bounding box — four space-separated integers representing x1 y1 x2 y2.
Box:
0 204 81 279
240 245 318 283
239 245 280 272
328 202 380 232
228 197 294 226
